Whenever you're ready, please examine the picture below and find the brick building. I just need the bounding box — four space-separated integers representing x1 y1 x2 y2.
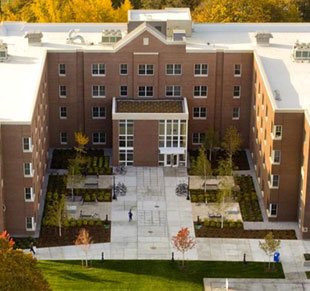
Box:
0 8 310 237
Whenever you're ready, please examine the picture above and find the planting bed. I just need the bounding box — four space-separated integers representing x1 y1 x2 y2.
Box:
195 223 296 239
190 175 263 222
189 149 250 172
51 149 111 174
47 174 111 202
37 222 111 247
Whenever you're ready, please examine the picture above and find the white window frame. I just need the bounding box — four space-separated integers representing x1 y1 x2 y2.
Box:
24 187 34 202
166 64 182 75
193 107 207 119
269 203 278 216
59 85 67 98
138 64 154 75
193 85 208 98
138 86 153 97
165 85 181 97
119 120 134 166
270 174 280 188
25 217 35 231
92 85 106 98
24 162 33 177
119 64 128 75
23 137 32 152
158 120 187 148
59 64 66 76
92 106 106 119
273 125 282 140
59 106 67 119
194 64 208 76
234 64 242 77
92 132 106 145
60 132 68 145
272 150 281 164
92 63 105 76
120 85 128 97
232 107 240 120
192 132 205 145
233 85 241 98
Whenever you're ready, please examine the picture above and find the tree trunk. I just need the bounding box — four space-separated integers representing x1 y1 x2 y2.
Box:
221 213 224 229
209 147 212 161
85 250 88 268
268 255 271 270
58 217 62 237
71 187 74 202
182 251 185 267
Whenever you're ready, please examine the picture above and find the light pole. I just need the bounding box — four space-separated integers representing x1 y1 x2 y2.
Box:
112 174 117 200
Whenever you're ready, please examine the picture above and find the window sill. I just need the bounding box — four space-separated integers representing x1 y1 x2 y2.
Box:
93 142 106 145
232 117 240 120
194 74 208 77
59 96 67 98
234 74 241 77
233 96 241 99
92 74 106 77
92 117 106 120
92 96 106 98
193 96 207 99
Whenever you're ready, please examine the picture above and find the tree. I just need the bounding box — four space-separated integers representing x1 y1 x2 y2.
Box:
216 158 233 176
222 126 242 170
75 228 92 268
296 0 310 21
216 184 232 228
193 0 301 23
259 232 281 270
190 145 212 193
171 227 196 267
43 193 66 237
204 128 219 161
0 231 50 291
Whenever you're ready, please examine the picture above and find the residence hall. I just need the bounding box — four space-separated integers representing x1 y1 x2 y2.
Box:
0 8 310 238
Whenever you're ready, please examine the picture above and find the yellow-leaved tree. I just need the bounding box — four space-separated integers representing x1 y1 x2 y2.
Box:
115 0 132 23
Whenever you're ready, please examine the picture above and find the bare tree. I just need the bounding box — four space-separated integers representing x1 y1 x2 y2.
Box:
222 126 242 169
75 228 93 268
204 128 219 161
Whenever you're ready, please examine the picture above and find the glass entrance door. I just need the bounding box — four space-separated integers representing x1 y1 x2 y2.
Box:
173 154 178 167
166 154 172 166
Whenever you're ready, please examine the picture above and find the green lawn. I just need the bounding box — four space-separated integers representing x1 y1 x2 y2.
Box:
39 260 284 291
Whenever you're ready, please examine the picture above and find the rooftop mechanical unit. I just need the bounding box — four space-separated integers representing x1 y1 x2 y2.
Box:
25 31 43 46
255 32 273 46
0 40 8 62
101 29 122 44
292 41 310 62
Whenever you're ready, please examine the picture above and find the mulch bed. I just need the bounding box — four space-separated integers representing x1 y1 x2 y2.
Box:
195 225 296 239
37 223 111 248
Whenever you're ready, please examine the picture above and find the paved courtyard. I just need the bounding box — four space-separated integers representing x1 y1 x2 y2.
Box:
35 166 310 282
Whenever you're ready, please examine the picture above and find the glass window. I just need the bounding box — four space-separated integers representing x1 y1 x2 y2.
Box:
232 107 240 119
92 132 106 144
92 106 106 119
138 64 154 75
193 107 207 119
165 85 181 97
120 64 128 75
24 162 32 176
234 64 241 76
60 132 68 144
23 137 32 152
193 86 208 97
59 64 66 75
92 85 105 98
59 85 67 98
233 85 241 98
24 187 33 201
194 64 208 75
59 106 67 119
26 217 34 230
166 64 182 75
120 85 128 97
92 64 105 75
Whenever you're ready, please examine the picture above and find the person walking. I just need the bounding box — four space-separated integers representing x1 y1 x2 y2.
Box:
128 209 133 222
30 242 36 255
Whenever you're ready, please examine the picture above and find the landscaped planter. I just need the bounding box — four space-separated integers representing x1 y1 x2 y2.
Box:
303 254 310 267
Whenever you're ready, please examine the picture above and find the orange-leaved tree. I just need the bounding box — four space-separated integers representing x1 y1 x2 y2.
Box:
75 228 92 268
172 227 196 267
0 230 15 250
0 231 51 290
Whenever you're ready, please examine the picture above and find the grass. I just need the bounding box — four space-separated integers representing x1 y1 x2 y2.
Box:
39 260 284 291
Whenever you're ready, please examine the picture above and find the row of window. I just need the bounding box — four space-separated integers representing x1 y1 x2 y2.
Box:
60 132 106 145
58 84 242 98
193 107 240 120
58 63 242 77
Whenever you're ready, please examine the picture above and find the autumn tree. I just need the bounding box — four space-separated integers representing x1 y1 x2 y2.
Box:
259 232 281 270
75 228 93 268
216 182 233 228
204 128 219 161
297 0 310 21
172 227 196 267
222 126 242 170
193 0 301 23
216 158 233 176
190 145 212 193
0 231 50 291
43 193 66 237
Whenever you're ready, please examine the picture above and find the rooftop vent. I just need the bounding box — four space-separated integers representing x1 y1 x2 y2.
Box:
101 29 122 44
274 89 281 101
292 40 310 62
25 31 43 46
67 29 85 45
255 32 273 46
173 29 186 41
0 40 8 62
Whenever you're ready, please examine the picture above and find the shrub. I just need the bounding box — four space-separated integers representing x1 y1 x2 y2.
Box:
91 193 97 201
63 220 70 227
229 221 236 228
215 221 221 228
191 195 198 203
95 219 103 226
209 221 216 227
77 220 83 227
198 194 204 202
204 220 210 227
70 220 77 227
88 220 95 226
82 220 88 226
84 194 91 202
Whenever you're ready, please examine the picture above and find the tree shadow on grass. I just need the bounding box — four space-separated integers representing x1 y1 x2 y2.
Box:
58 270 119 284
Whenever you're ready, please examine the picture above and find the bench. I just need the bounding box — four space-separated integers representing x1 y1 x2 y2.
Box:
208 213 222 219
66 205 77 214
84 182 98 188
